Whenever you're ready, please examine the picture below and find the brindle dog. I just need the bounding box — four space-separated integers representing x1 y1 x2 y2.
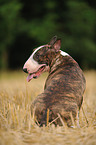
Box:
23 36 86 127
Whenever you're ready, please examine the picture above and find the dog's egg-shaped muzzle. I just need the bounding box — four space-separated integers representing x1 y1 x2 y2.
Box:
23 54 46 74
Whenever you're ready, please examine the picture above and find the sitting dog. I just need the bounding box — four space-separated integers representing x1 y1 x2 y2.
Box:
23 36 86 127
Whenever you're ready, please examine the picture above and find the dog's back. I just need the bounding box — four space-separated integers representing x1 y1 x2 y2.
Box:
31 49 86 127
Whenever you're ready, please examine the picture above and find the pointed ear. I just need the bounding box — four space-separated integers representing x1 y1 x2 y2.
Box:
48 36 57 45
52 39 61 52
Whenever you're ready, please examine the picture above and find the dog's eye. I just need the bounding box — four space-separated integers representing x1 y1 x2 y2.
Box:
36 54 39 59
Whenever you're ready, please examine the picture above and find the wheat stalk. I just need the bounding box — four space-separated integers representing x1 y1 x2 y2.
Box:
82 106 89 126
47 108 49 127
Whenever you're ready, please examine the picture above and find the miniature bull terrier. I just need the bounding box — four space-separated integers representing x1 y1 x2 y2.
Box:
23 36 86 127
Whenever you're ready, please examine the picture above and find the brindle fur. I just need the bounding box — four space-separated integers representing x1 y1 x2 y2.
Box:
31 37 86 127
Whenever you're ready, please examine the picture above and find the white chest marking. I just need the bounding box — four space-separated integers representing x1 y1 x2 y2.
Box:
60 50 69 56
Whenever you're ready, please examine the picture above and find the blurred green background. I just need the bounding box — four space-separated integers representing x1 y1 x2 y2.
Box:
0 0 96 70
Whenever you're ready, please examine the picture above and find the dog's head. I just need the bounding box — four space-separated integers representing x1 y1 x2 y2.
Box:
23 36 61 82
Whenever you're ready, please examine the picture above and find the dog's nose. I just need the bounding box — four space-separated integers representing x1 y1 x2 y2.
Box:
23 68 28 73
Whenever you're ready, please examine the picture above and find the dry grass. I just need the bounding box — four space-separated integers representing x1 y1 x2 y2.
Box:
0 70 96 145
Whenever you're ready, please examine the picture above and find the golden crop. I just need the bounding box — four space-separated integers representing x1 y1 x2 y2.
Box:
0 71 96 145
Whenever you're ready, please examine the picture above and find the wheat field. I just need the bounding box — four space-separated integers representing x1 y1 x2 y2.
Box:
0 70 96 145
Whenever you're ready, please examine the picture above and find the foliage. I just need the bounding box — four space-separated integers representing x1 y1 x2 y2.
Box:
0 0 96 69
0 0 22 68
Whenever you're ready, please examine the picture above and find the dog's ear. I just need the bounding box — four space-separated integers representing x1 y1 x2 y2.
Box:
52 39 61 52
49 36 57 45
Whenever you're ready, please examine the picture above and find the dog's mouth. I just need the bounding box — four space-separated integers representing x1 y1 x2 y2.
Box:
27 65 46 82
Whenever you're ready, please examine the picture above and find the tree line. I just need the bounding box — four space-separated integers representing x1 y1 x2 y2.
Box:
0 0 96 69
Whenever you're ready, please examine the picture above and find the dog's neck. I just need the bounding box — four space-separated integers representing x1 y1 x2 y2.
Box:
49 50 70 75
49 52 62 74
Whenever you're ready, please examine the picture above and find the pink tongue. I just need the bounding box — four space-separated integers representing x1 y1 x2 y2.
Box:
27 74 34 82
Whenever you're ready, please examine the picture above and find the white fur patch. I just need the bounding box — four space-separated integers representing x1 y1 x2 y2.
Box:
60 50 69 56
